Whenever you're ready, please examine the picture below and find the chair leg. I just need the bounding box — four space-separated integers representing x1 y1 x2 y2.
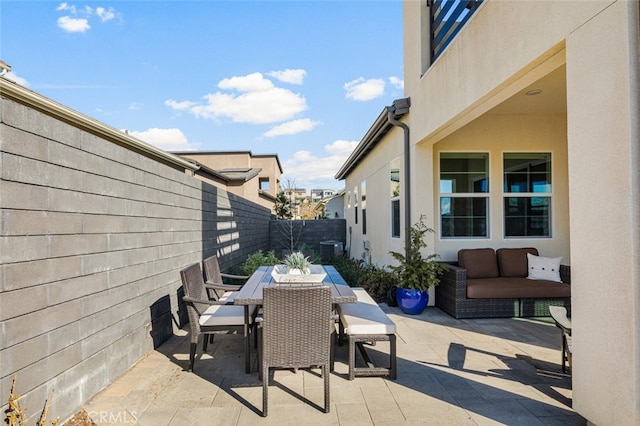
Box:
188 342 197 372
203 334 210 353
323 364 330 413
262 365 269 417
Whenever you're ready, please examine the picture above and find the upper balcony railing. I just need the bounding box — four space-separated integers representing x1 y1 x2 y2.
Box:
429 0 484 62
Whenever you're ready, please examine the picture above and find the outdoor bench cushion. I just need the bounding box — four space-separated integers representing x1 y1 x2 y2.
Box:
339 288 396 335
199 304 256 326
496 247 538 277
466 278 571 299
458 248 499 279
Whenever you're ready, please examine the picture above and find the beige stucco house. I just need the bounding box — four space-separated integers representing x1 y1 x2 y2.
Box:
173 150 282 211
336 1 639 424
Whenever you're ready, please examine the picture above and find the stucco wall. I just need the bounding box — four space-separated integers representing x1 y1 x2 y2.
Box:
431 112 570 262
565 1 640 424
402 0 640 423
0 96 271 422
343 125 406 268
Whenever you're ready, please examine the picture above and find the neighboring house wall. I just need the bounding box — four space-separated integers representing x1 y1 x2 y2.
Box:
343 126 405 268
324 192 344 219
176 151 282 211
0 89 271 422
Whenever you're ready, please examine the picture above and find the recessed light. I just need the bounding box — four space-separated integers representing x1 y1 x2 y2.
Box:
526 89 543 96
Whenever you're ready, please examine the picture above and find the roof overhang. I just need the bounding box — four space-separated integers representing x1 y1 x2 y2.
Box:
335 97 410 180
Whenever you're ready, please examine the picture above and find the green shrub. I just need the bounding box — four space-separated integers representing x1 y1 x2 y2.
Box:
326 256 397 303
240 250 279 276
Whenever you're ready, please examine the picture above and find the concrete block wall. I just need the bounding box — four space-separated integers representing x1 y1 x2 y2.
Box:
269 219 347 259
0 96 271 422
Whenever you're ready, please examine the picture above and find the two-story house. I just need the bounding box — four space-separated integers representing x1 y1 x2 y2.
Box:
336 1 639 424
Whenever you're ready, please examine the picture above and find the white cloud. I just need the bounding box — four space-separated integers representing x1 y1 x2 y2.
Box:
344 77 385 101
165 99 197 110
218 72 274 92
3 72 30 87
169 72 308 125
128 102 142 111
263 118 320 138
95 7 116 22
389 76 404 90
268 69 306 85
57 3 75 13
128 128 199 152
281 140 358 188
56 3 118 32
58 16 90 33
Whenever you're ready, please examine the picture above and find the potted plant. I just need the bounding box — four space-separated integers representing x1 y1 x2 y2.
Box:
271 252 327 283
283 251 311 274
389 215 446 314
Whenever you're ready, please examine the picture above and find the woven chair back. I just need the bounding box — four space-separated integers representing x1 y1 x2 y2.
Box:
180 263 210 319
203 255 226 300
262 285 333 368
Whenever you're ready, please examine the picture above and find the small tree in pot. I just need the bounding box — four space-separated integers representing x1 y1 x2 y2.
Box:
389 215 446 314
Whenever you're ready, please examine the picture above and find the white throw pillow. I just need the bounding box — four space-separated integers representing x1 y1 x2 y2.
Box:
527 253 562 282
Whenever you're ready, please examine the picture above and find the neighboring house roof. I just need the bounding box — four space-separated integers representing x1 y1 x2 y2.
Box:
188 161 262 185
335 100 409 180
171 150 283 174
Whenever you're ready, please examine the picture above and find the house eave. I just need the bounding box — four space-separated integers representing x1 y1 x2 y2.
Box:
334 109 396 180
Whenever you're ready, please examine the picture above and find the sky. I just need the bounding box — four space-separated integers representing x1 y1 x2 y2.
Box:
1 0 404 193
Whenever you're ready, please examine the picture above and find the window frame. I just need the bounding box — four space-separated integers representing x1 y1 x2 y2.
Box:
502 152 553 238
390 158 401 238
439 152 490 239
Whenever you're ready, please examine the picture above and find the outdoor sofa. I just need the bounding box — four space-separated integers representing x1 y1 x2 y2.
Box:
435 247 571 319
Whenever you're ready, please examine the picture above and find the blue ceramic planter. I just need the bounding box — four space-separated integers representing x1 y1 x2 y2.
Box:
396 288 429 315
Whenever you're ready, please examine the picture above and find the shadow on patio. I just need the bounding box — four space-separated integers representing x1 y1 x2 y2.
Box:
82 307 586 425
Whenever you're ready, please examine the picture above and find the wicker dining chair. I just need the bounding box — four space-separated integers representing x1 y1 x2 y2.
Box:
549 305 572 373
202 255 249 303
180 262 253 372
259 285 334 417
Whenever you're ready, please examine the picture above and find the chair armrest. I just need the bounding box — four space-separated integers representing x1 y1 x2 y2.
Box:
183 295 227 305
438 263 468 298
560 264 571 284
221 272 249 281
204 281 242 291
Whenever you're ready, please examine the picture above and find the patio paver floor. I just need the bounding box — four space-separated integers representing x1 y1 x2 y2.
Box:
82 306 586 425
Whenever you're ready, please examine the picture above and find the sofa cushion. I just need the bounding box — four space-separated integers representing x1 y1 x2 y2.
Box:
496 248 538 277
458 248 499 279
527 253 562 282
466 277 571 299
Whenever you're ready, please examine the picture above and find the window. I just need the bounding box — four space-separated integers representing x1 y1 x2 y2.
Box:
439 153 489 238
390 158 401 238
503 153 552 237
361 181 367 234
259 178 270 190
353 186 358 224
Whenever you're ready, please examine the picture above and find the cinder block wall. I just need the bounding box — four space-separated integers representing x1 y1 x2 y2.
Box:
269 219 347 259
0 96 271 422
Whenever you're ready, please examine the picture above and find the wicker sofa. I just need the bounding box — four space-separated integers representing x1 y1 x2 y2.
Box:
435 247 571 319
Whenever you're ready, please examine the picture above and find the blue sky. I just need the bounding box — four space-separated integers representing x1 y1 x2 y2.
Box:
1 1 404 192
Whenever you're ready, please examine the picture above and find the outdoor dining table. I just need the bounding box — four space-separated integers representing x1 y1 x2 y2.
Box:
234 265 357 373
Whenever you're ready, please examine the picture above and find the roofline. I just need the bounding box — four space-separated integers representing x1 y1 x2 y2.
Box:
0 77 197 172
334 98 409 180
171 150 283 174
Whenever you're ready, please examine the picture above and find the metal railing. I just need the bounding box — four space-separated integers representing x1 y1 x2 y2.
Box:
429 0 484 62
